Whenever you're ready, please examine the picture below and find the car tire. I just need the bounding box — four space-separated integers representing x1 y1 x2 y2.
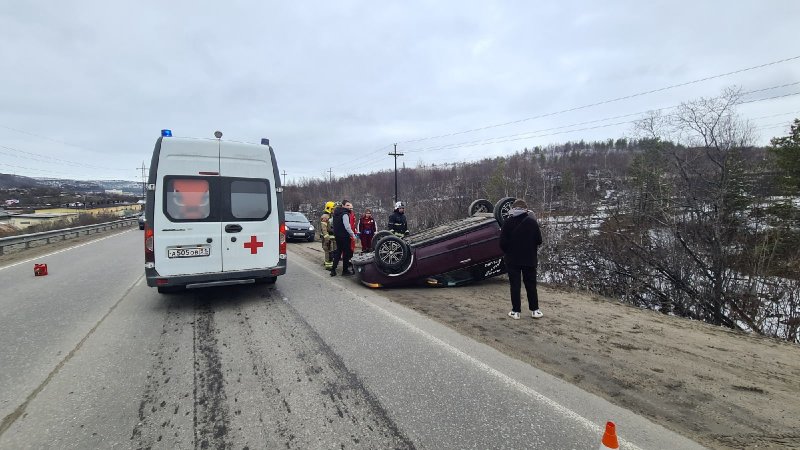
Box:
493 197 516 225
307 236 315 242
374 235 412 272
371 230 394 251
468 199 494 216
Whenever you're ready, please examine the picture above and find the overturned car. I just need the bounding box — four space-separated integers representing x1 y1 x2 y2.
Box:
351 197 517 288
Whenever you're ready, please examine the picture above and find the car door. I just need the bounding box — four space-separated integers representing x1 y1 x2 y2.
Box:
153 140 223 277
219 141 279 272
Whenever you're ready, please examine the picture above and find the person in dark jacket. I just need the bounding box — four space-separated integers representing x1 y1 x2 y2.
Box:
387 201 409 236
330 200 356 276
499 199 543 320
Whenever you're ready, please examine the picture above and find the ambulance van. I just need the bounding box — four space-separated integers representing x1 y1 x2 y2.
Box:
144 130 286 293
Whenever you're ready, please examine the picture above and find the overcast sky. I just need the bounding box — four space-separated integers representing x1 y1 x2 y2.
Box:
1 1 798 183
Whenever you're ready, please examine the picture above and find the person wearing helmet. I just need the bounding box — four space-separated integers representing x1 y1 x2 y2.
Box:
388 201 409 237
320 201 338 268
319 211 336 269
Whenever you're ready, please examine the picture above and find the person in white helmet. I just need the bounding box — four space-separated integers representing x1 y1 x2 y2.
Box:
387 201 409 237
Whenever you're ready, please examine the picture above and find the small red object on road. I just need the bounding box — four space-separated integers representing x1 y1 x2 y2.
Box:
34 263 48 276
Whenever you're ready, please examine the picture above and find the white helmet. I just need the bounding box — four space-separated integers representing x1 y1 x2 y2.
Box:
395 201 405 209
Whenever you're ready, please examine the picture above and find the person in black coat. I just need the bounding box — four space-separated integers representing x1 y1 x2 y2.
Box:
499 199 543 320
330 200 356 276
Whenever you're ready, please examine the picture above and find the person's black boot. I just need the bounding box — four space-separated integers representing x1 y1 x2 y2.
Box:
329 268 337 277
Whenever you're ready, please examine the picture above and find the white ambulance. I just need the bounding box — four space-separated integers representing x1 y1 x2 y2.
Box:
144 130 286 293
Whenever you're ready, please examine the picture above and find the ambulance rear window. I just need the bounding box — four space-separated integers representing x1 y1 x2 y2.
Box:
230 180 270 219
165 178 211 220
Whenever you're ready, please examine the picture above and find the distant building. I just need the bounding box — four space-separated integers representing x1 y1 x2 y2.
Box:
9 213 78 230
105 189 124 195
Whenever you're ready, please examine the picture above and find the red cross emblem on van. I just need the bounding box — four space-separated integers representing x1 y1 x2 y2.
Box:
244 235 264 254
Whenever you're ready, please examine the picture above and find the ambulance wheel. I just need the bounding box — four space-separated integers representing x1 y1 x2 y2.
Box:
468 199 493 216
371 230 393 251
374 235 412 272
493 197 516 225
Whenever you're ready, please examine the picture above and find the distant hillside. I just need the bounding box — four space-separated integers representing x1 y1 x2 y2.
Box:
0 173 142 195
0 173 42 189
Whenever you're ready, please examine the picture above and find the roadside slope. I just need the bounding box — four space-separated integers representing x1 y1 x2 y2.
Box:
289 242 800 450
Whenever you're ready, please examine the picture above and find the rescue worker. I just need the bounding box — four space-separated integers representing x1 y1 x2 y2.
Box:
318 217 335 270
387 201 409 237
320 201 337 269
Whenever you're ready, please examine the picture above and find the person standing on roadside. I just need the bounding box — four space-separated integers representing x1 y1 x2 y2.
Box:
358 208 376 253
330 200 356 276
319 212 336 270
387 201 409 237
349 205 358 254
320 201 337 269
499 199 543 320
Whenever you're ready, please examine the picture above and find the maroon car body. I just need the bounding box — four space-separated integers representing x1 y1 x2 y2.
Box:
352 211 509 288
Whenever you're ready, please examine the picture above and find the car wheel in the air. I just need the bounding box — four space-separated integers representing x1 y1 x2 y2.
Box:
493 197 516 225
468 199 494 216
371 230 394 251
374 235 412 272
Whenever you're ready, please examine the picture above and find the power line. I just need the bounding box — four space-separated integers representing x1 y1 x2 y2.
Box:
399 92 800 166
0 161 73 176
396 54 800 145
399 89 800 155
335 80 800 176
0 124 111 159
0 143 127 171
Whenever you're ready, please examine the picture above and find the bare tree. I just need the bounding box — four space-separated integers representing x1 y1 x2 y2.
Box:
602 87 794 335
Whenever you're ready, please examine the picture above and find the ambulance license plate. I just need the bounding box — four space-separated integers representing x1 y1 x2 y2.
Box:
168 247 210 258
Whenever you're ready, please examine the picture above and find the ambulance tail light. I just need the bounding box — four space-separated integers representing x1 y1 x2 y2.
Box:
279 222 286 257
144 226 155 263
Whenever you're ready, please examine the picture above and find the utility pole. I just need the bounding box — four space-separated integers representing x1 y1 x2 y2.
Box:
281 170 287 186
138 161 148 205
389 143 404 203
327 168 333 184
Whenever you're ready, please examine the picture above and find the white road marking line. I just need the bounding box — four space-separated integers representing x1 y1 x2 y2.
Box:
289 252 644 450
0 229 135 271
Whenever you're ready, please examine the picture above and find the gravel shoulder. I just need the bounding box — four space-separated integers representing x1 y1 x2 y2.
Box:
290 241 800 450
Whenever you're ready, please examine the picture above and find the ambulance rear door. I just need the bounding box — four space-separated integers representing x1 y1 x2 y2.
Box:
218 140 279 272
152 138 224 277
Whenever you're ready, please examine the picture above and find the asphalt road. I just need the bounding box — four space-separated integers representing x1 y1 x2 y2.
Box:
0 230 703 449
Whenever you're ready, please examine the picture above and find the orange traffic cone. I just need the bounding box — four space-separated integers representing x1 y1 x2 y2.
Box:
600 421 619 449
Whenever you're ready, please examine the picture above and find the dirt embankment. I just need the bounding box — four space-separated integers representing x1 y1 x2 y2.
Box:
291 241 800 450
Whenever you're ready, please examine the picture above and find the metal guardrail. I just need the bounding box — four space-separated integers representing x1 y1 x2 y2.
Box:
0 218 137 256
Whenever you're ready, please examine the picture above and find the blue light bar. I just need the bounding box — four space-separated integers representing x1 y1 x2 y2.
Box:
161 129 172 137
